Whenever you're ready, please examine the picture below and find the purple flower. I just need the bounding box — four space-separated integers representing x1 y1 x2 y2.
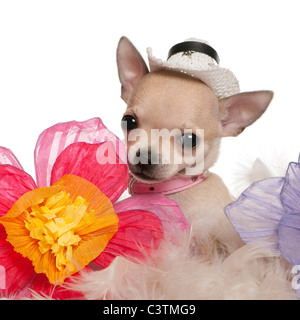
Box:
225 158 300 267
225 158 300 297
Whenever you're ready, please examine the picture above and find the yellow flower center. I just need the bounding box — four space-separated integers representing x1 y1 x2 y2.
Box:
0 174 119 285
24 191 95 273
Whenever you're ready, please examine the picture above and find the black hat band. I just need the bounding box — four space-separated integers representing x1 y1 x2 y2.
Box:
167 41 220 64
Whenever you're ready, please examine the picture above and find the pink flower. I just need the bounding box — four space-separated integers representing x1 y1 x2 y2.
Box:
0 118 188 299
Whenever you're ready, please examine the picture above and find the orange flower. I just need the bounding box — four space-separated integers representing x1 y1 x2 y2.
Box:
0 118 188 299
0 174 118 285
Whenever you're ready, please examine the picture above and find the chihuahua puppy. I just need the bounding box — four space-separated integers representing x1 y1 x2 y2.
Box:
116 37 273 256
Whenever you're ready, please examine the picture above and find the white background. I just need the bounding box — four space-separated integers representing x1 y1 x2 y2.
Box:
0 0 299 191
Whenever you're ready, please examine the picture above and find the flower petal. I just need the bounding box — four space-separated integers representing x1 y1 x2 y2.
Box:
281 161 300 214
0 147 23 170
51 142 129 203
113 194 189 242
93 210 164 268
0 165 37 217
34 118 126 188
0 174 118 286
30 273 85 300
93 195 189 269
225 177 286 251
278 213 300 265
0 224 35 298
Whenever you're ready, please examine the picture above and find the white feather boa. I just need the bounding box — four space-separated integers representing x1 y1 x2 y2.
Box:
23 155 299 300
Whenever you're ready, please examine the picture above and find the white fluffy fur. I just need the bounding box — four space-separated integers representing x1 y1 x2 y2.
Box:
63 157 296 300
67 232 295 300
229 151 297 198
24 157 298 300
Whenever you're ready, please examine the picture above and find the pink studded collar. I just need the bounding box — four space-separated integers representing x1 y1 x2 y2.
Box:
128 172 209 196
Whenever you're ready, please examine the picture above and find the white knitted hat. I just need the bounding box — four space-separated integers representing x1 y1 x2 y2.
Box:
147 38 240 99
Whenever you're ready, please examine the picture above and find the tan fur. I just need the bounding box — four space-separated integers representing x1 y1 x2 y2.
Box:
124 70 244 254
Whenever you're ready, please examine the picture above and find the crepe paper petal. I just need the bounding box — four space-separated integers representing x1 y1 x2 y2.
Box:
34 118 125 188
0 174 118 286
278 213 300 266
0 147 23 170
30 273 85 300
92 210 164 269
51 142 129 203
225 177 286 251
281 162 300 214
0 224 35 298
0 165 37 217
114 194 189 242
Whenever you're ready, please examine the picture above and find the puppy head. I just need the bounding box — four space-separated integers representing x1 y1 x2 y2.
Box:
117 37 273 182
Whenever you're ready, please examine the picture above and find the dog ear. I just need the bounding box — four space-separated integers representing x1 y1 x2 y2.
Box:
117 37 149 103
219 91 273 137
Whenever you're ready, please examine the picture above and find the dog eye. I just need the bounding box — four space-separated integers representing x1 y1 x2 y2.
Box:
181 133 199 149
121 115 137 131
